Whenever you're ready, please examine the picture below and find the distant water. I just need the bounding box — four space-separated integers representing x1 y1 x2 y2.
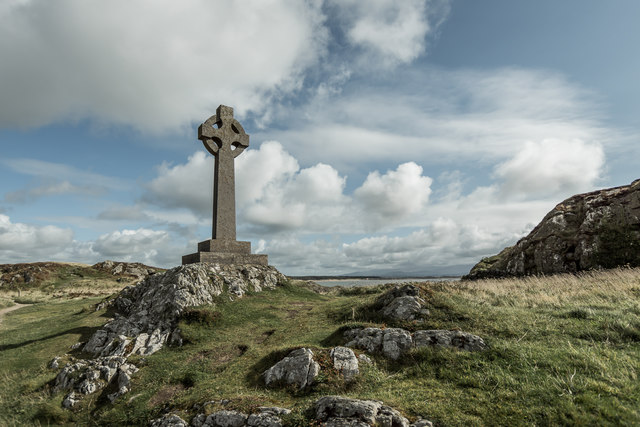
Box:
313 277 460 287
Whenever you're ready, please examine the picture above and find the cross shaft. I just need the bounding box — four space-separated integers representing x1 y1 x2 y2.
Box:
197 105 249 240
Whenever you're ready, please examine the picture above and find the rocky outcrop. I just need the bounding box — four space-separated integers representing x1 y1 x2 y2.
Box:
466 179 640 279
85 263 285 358
262 348 320 390
344 327 486 359
315 396 432 427
92 260 162 280
54 262 285 408
375 284 430 322
149 399 431 427
263 346 362 390
53 356 139 407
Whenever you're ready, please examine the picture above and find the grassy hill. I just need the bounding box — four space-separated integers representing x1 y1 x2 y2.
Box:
1 266 639 425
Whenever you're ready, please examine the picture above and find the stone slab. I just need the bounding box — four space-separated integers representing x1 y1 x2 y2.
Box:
197 239 251 254
182 252 268 266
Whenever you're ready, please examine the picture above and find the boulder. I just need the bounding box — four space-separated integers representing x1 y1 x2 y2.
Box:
345 327 486 359
314 396 410 427
330 346 359 381
375 285 429 322
465 179 640 279
190 407 290 427
413 330 486 352
149 413 189 427
262 348 320 390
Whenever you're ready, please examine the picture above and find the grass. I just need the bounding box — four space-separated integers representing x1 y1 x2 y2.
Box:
1 268 639 425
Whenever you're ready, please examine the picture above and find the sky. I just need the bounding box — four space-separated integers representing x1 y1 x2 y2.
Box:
0 0 639 276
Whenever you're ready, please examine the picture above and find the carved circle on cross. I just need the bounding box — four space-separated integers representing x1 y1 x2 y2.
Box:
198 109 249 159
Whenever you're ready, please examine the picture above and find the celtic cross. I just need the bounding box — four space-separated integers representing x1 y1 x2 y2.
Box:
198 105 249 240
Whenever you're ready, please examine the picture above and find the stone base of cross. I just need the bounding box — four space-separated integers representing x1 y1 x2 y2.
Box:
182 104 268 266
182 239 268 265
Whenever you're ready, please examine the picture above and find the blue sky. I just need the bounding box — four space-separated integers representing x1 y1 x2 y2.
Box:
0 0 638 275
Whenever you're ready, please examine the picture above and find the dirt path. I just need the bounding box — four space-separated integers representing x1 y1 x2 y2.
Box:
0 303 30 326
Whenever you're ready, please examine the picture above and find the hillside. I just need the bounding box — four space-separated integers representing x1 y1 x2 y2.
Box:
466 178 640 280
0 261 163 308
1 264 639 425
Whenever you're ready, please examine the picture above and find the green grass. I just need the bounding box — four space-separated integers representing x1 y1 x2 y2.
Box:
1 270 639 425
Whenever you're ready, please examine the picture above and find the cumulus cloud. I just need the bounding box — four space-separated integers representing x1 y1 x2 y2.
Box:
355 162 432 226
143 151 212 216
92 228 170 264
237 142 348 233
142 142 439 235
0 214 74 261
0 0 327 132
494 139 605 199
331 0 450 65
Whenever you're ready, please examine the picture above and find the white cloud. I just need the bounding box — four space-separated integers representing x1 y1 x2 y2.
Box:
0 214 74 261
494 139 605 199
254 67 612 170
354 162 432 226
143 151 212 216
237 143 348 233
92 228 170 264
332 0 450 65
0 0 327 132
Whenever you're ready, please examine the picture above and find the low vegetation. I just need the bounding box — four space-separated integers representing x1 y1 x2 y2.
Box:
1 267 639 425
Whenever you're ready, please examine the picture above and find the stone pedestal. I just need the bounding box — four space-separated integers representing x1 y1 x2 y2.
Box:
182 239 268 266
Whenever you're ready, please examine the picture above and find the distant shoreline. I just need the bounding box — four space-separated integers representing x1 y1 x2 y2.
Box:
290 275 461 281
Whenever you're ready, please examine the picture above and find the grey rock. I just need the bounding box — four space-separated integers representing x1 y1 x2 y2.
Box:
376 285 429 322
263 348 319 390
246 412 283 427
53 356 136 407
330 346 359 381
191 414 208 427
345 327 486 359
84 263 285 358
190 407 289 427
414 330 486 352
49 356 61 370
203 410 248 427
410 420 433 427
357 354 373 365
314 396 409 427
466 178 640 279
381 328 413 360
344 328 383 354
62 391 80 409
345 328 413 360
149 413 189 427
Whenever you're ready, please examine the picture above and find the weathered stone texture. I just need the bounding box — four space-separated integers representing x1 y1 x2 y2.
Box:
262 348 320 390
466 179 640 279
374 284 430 322
315 396 411 427
330 346 359 381
344 327 486 359
84 263 284 358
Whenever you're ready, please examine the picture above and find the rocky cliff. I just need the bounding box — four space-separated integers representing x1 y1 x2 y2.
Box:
466 179 640 279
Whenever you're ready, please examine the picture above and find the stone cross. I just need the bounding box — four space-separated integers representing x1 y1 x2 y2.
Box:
182 105 267 266
198 105 249 240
